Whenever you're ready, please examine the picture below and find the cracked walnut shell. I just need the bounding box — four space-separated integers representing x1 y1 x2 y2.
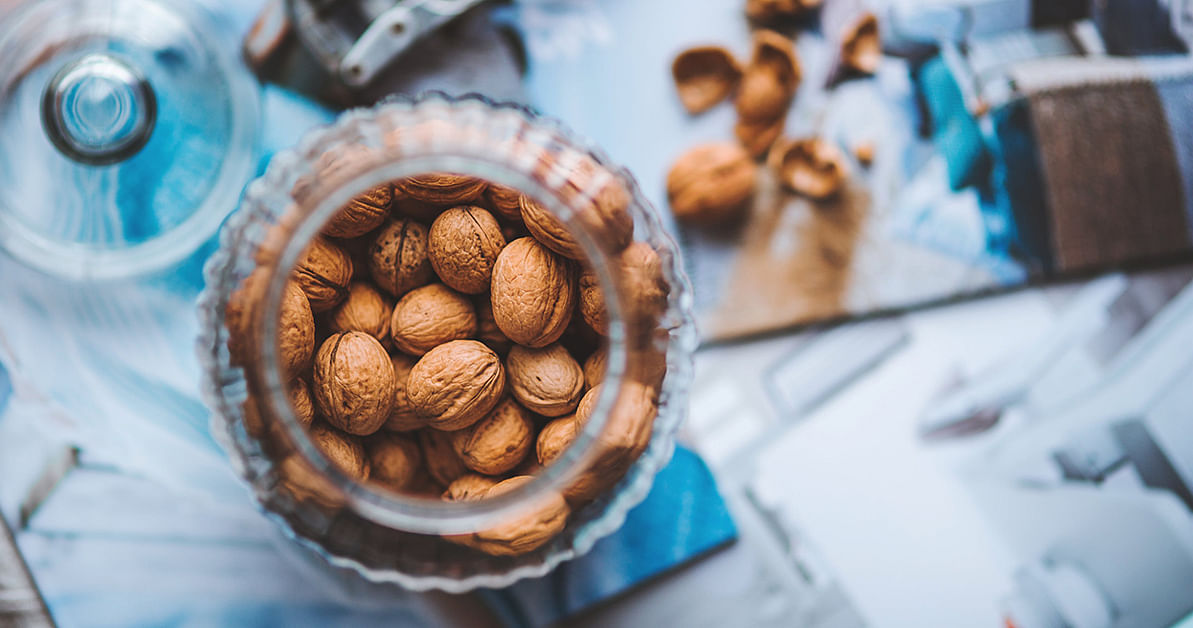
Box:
672 46 742 114
507 343 585 417
736 30 801 123
313 332 395 436
428 207 507 294
490 237 577 348
368 219 434 298
293 236 354 313
407 340 506 431
769 137 849 199
451 398 535 475
667 143 757 225
390 284 477 356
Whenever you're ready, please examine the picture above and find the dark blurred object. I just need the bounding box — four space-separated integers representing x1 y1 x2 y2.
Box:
245 0 525 107
1031 0 1088 27
1092 0 1188 55
0 516 54 627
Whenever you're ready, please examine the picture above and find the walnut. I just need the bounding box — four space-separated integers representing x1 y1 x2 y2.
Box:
667 143 758 225
396 173 487 206
324 184 393 239
768 137 849 199
536 413 582 466
628 328 669 392
313 332 395 435
617 242 669 340
428 207 507 294
853 140 875 166
293 236 354 313
490 237 576 348
279 453 345 507
328 281 392 345
407 340 506 431
577 270 607 334
450 398 535 475
519 160 633 260
474 294 512 355
419 428 470 486
507 344 585 417
735 30 800 157
583 347 606 389
484 184 524 221
736 30 800 122
443 474 499 501
227 269 315 375
308 422 371 481
840 13 880 75
464 476 570 556
386 353 424 431
287 378 316 427
367 432 422 491
672 46 742 114
389 284 477 356
566 382 657 505
368 219 434 297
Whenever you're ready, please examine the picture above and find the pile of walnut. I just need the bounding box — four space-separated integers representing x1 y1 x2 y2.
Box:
666 2 880 225
229 169 668 558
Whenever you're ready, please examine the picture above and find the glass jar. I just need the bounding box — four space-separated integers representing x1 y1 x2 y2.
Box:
197 93 695 591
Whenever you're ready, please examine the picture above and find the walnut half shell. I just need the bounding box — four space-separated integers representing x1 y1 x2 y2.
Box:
768 137 849 200
672 46 742 114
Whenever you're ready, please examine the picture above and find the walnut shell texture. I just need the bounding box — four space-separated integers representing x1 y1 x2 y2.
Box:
667 143 758 225
583 347 607 389
466 476 570 556
397 174 487 206
451 398 535 475
328 281 392 345
735 116 786 158
386 353 424 431
390 284 477 356
309 422 371 481
287 378 316 427
577 270 608 334
672 46 742 114
313 332 395 435
368 219 434 297
490 237 576 348
484 184 524 221
618 242 669 338
443 474 499 501
536 413 582 466
419 428 470 486
293 236 354 313
768 137 849 199
507 344 585 417
407 340 506 431
367 432 423 491
567 382 657 505
325 184 393 239
428 207 507 294
474 294 513 355
519 172 633 261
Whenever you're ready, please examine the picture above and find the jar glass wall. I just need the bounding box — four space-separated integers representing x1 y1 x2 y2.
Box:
197 94 695 591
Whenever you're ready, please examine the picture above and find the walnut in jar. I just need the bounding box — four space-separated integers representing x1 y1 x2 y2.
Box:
389 284 477 356
396 173 487 206
287 378 316 427
443 474 498 501
566 382 658 506
324 184 393 239
490 237 576 348
450 398 535 475
367 432 422 491
506 344 585 417
328 281 393 346
519 166 634 261
419 428 470 486
308 422 371 481
368 218 434 298
483 184 524 222
428 207 507 294
386 353 424 432
293 236 354 313
464 476 570 557
536 413 582 466
407 340 505 431
312 332 395 436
